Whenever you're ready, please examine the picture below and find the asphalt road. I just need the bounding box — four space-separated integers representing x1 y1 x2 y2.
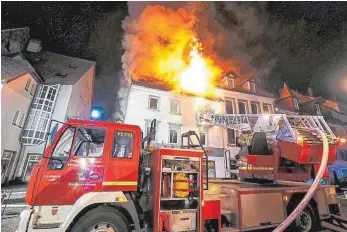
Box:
1 187 347 232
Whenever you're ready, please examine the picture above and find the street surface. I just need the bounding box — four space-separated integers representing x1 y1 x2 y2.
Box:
1 185 346 232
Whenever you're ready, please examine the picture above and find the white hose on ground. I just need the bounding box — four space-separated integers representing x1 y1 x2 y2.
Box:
273 128 329 232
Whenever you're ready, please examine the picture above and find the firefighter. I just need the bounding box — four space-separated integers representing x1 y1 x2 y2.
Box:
235 123 254 163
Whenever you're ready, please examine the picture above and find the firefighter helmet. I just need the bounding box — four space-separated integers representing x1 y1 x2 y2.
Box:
239 123 251 132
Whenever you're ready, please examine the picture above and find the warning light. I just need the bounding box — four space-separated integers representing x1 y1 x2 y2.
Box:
297 136 304 146
340 138 346 144
90 107 104 121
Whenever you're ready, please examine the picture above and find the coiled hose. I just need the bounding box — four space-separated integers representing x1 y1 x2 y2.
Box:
273 128 329 232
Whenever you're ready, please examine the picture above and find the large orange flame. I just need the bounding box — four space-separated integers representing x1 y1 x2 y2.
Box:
122 6 233 98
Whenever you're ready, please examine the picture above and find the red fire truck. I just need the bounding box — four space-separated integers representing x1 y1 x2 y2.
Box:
17 118 346 232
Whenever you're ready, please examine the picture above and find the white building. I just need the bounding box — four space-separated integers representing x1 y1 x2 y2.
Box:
125 74 275 178
14 51 95 182
1 55 42 184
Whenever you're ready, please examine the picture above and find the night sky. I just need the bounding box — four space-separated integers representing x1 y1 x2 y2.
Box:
2 1 347 116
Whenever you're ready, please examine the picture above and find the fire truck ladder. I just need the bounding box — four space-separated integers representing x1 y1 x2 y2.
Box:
197 111 338 145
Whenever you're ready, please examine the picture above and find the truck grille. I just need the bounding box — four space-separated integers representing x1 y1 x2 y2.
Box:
33 223 61 229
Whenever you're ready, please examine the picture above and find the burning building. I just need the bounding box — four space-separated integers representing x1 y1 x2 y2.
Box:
122 2 276 177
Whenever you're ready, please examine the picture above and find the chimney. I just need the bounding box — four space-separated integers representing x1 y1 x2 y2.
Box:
26 39 42 53
307 87 314 97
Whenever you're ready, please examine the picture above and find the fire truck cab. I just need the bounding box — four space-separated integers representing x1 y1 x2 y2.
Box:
19 120 206 232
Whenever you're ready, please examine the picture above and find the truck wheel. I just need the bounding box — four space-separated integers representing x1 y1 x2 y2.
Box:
71 206 130 232
286 203 318 232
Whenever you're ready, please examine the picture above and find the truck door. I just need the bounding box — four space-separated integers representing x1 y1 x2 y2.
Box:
34 125 108 206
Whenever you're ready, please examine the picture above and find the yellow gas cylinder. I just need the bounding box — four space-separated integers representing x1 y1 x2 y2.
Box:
174 173 189 197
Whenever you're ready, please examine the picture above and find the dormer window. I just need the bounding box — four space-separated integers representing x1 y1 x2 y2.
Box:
242 81 250 90
293 98 299 109
250 83 256 93
315 104 321 115
227 78 234 88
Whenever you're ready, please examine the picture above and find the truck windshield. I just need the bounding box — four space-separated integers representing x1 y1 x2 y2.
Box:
74 128 106 157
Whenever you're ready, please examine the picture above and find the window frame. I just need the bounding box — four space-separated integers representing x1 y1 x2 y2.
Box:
238 101 248 114
12 110 20 126
73 127 107 158
227 129 236 145
315 104 321 115
250 82 256 93
242 81 251 90
199 132 207 146
227 78 235 89
293 98 299 109
263 104 271 114
170 98 181 115
112 130 135 159
25 78 31 92
48 126 76 170
225 99 234 114
251 102 259 114
148 95 160 110
168 123 181 144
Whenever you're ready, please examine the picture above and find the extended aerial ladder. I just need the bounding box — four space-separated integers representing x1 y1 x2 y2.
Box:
196 111 344 181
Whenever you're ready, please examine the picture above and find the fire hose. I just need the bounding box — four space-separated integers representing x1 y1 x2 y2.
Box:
273 128 329 232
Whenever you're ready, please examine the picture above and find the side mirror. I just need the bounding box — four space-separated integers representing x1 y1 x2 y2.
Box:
49 123 59 145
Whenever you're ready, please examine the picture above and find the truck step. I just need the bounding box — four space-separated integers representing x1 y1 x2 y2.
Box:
33 223 61 229
221 227 240 232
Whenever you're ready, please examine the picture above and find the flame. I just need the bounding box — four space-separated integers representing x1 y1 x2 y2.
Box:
179 38 220 96
122 6 233 98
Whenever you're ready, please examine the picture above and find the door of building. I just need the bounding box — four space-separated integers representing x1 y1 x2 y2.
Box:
22 154 42 182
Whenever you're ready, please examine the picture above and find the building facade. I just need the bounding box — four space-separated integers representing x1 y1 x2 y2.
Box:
14 51 96 182
125 73 276 178
1 56 42 184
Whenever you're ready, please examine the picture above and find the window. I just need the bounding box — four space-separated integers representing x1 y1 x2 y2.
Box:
200 133 207 146
170 99 180 114
242 81 250 90
48 127 75 170
74 128 106 157
30 84 37 96
169 123 181 144
315 104 321 115
251 103 258 114
227 78 234 89
227 129 236 145
149 96 159 110
12 110 20 125
112 131 134 158
293 98 299 109
18 112 25 127
250 83 256 93
238 101 247 114
25 78 31 91
226 100 234 114
22 85 60 146
263 104 271 114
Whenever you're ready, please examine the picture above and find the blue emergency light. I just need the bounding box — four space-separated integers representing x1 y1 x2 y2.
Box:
90 107 104 121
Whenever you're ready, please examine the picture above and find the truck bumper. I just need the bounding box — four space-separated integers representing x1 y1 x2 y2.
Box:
16 208 33 232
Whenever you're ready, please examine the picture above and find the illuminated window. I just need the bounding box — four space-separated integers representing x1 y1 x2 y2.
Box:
22 84 60 146
242 81 250 90
227 78 234 89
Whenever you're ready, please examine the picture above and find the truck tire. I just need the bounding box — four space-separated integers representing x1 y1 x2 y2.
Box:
71 206 130 232
286 203 319 232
